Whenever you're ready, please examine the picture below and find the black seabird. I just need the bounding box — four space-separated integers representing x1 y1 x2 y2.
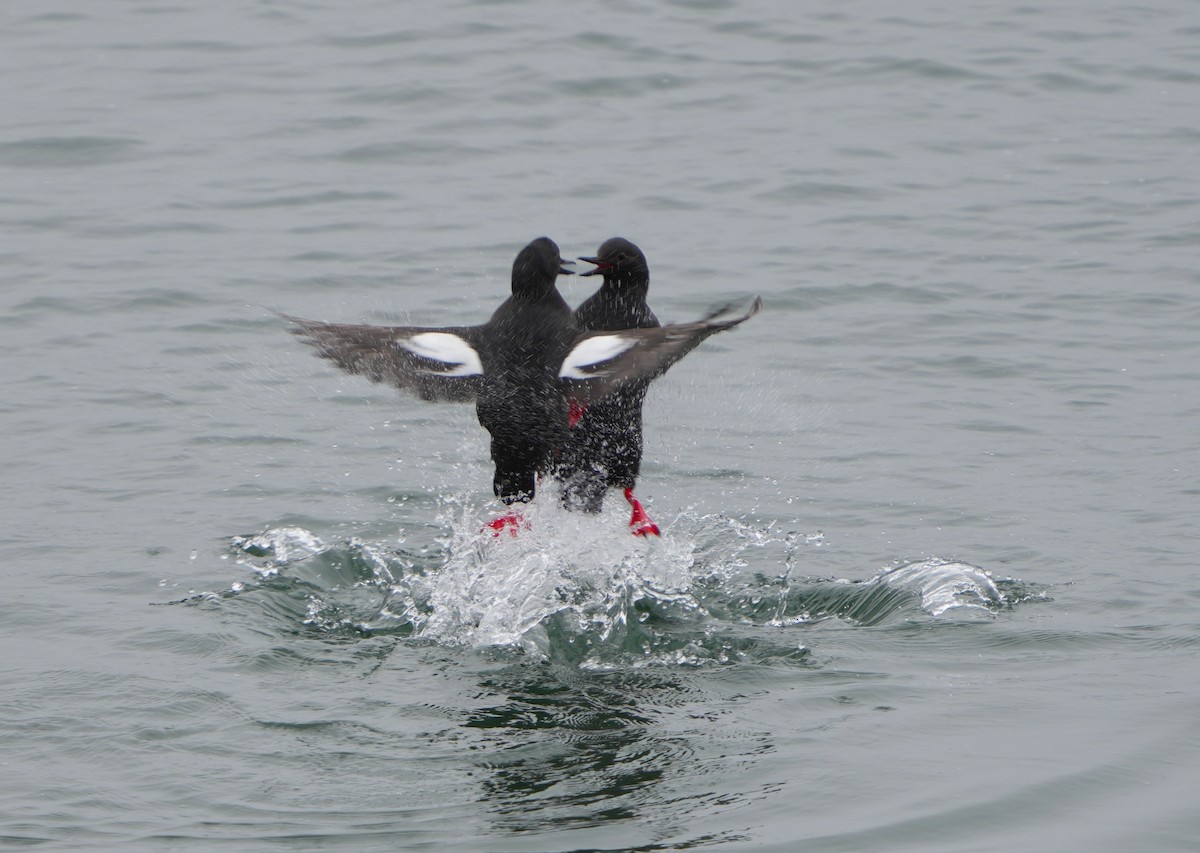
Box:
557 237 662 534
282 237 761 536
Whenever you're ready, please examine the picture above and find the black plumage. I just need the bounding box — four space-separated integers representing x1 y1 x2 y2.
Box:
558 237 659 514
286 237 573 504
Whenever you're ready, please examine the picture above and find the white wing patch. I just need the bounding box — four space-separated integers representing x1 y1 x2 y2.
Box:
560 335 636 379
398 332 483 376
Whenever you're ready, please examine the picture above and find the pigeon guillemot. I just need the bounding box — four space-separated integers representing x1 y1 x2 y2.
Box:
285 237 575 516
282 237 762 536
557 238 662 534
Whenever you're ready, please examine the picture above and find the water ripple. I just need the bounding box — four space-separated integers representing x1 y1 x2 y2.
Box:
0 136 142 168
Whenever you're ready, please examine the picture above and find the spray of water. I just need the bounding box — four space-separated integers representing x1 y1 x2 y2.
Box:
211 495 1039 667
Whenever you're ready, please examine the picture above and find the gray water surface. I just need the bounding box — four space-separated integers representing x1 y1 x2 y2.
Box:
3 2 1198 850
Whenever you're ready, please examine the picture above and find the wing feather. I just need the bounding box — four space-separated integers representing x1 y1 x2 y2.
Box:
280 313 483 402
560 296 762 403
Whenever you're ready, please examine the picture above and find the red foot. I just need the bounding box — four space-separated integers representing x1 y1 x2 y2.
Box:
624 488 661 537
484 511 528 538
568 400 587 429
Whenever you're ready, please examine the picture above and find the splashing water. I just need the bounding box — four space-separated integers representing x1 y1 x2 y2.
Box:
216 498 1038 665
397 499 707 661
871 557 1005 617
230 526 326 577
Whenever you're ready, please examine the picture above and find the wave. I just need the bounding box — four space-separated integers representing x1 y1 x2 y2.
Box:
184 499 1041 667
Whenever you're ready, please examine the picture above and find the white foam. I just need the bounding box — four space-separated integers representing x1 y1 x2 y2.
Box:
410 498 698 655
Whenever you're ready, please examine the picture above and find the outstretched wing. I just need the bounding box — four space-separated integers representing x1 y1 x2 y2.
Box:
559 296 762 403
281 313 484 402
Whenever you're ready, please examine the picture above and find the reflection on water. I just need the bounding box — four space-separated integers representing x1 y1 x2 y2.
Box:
469 664 669 833
464 660 763 847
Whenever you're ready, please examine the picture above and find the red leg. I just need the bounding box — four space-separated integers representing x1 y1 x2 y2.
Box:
624 488 661 537
484 510 528 538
